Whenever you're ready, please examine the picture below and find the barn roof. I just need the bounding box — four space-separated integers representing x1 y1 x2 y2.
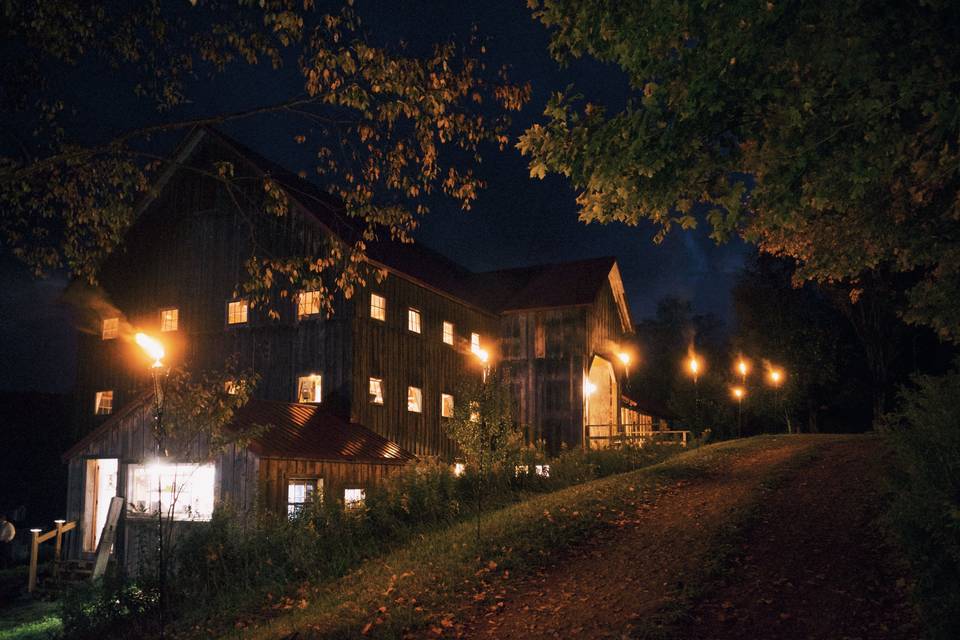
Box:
233 399 415 463
469 257 617 313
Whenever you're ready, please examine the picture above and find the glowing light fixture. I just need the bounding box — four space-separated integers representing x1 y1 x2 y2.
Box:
583 378 597 396
737 359 749 378
617 352 631 366
732 386 745 400
135 332 165 368
768 368 784 386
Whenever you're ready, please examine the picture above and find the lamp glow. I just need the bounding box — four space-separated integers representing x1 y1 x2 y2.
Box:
617 352 631 366
737 359 749 377
476 349 489 364
769 368 784 386
732 386 745 400
135 332 165 367
583 379 597 396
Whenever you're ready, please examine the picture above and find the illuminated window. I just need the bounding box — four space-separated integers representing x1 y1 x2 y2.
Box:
442 321 454 345
514 464 529 477
441 393 454 418
471 332 481 354
344 488 365 508
297 290 321 319
535 465 551 478
369 377 384 405
227 300 248 325
127 463 215 521
297 374 322 403
453 462 466 477
94 390 113 415
101 317 119 340
408 308 421 333
287 478 322 517
370 293 386 321
469 401 480 423
224 380 238 395
407 386 422 413
160 308 179 332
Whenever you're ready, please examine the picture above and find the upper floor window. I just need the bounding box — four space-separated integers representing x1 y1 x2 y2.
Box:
471 332 481 354
101 317 119 340
408 308 422 334
369 377 384 405
407 386 422 413
297 290 321 319
370 293 386 321
94 390 114 415
297 374 322 403
227 300 248 325
442 321 454 345
287 478 322 517
160 308 179 332
441 393 454 419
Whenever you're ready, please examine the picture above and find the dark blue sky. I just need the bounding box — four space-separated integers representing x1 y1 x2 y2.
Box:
0 0 747 393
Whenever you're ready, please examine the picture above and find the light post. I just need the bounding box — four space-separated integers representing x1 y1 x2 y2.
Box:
731 386 745 438
473 347 490 546
767 366 787 434
736 358 749 386
135 332 168 638
686 352 702 431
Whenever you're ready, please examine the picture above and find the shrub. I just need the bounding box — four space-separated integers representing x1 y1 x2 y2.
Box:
60 576 158 640
886 366 960 640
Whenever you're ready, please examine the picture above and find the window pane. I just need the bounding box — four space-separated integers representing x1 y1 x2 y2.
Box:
102 317 119 340
407 386 422 413
94 390 114 415
369 377 384 404
297 290 321 319
441 393 454 418
227 300 248 325
160 308 179 332
370 294 386 321
344 488 365 508
297 375 322 403
127 463 215 521
442 321 454 345
407 308 421 333
471 332 481 354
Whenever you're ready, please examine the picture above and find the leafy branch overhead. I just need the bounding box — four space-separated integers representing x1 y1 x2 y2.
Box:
0 0 529 315
521 0 960 342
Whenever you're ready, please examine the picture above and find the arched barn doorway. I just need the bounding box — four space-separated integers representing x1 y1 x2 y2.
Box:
585 355 618 447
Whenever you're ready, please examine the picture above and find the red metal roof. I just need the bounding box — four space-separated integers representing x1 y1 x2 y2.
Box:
235 399 415 463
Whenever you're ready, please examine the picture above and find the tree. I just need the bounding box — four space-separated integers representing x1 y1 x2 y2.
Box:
520 0 960 341
1 1 529 314
446 368 519 546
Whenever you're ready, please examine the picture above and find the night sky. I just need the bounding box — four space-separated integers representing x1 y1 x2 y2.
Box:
0 0 748 393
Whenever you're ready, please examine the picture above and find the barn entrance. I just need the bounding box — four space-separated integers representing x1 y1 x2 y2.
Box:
82 458 118 552
585 355 618 447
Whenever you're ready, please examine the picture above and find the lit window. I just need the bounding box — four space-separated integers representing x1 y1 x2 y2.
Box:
297 290 321 319
535 465 551 478
407 386 422 413
469 401 480 423
287 478 322 517
441 393 454 418
224 380 238 395
370 293 386 321
471 332 481 354
94 390 114 415
127 463 215 521
514 464 529 477
453 462 466 477
160 308 179 332
344 488 365 508
101 317 119 340
408 308 422 333
442 321 454 345
297 374 322 403
369 377 384 405
227 300 248 325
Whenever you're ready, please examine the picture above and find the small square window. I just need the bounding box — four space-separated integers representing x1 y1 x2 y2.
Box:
441 393 454 418
471 332 481 354
160 308 179 332
101 317 119 340
297 374 322 403
344 488 365 508
408 308 421 334
297 290 321 319
370 293 386 321
224 380 238 395
369 377 384 405
407 386 422 413
227 300 248 325
442 321 454 345
94 390 114 415
469 401 480 423
287 478 322 517
535 464 551 478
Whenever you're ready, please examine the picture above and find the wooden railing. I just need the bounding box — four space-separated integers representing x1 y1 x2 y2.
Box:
27 519 76 593
586 425 691 449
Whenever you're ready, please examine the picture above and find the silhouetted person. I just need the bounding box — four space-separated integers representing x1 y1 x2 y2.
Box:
0 513 15 568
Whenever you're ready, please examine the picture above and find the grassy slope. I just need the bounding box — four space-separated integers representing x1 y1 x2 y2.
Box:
222 436 821 640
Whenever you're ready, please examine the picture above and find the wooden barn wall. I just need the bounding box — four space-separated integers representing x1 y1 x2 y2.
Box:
498 307 587 452
74 135 354 441
257 457 406 512
350 273 499 459
586 280 630 358
63 400 260 561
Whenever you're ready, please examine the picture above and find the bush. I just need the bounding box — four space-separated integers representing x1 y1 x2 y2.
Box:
886 366 960 640
60 576 158 640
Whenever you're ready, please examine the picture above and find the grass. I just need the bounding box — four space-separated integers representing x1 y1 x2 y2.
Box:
217 436 815 639
0 600 62 640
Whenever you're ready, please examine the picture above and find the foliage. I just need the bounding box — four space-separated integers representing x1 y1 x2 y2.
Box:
446 369 521 470
521 0 960 341
60 577 158 640
886 364 960 639
0 1 529 314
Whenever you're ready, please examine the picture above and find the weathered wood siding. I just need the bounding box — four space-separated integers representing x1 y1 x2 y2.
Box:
257 457 406 512
350 273 499 459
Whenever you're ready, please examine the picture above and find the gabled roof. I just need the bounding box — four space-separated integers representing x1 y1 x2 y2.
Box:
234 399 415 463
469 257 617 313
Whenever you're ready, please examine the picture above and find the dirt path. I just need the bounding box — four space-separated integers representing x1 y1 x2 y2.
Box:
681 437 918 640
445 439 814 639
443 436 917 640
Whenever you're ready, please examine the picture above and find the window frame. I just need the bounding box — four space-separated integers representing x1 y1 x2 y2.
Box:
442 321 454 346
470 332 481 354
287 477 323 517
297 374 322 404
101 317 119 340
126 462 216 522
226 299 249 326
343 487 366 509
441 393 454 419
370 293 386 321
296 290 322 320
407 386 423 413
368 377 384 405
407 307 422 334
94 390 114 415
160 307 179 332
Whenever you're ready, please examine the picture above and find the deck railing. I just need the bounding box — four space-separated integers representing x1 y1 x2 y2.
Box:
586 424 690 449
27 519 76 592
